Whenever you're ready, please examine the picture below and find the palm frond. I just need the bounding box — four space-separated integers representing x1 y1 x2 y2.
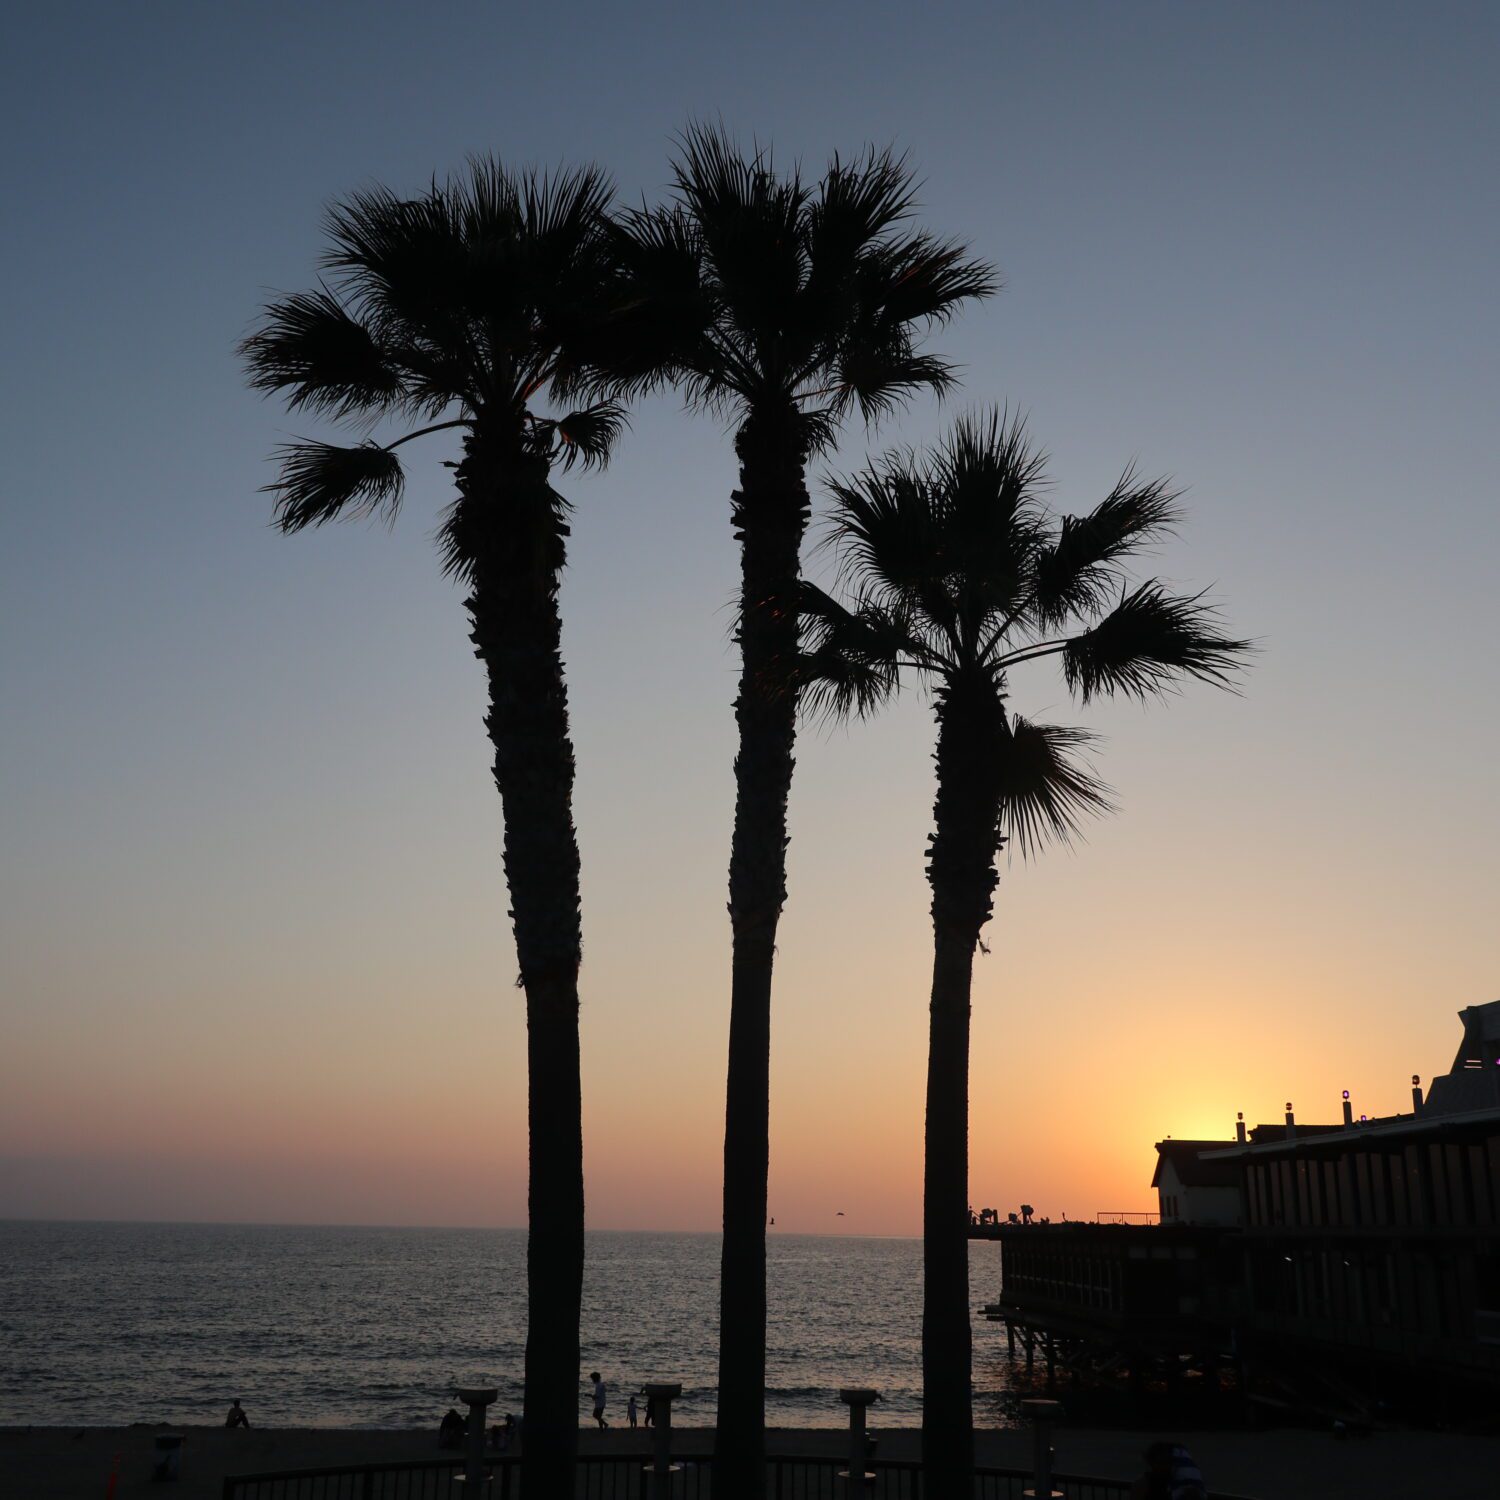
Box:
671 124 807 350
829 342 957 427
1029 470 1180 627
240 289 403 419
867 230 1000 329
267 440 405 531
552 401 628 470
1062 582 1252 702
671 122 777 224
997 717 1114 857
322 184 472 346
824 463 954 631
813 145 919 246
934 409 1049 628
579 205 716 399
795 582 909 721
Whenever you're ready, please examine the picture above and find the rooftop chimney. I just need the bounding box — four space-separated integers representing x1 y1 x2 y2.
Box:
1284 1102 1297 1141
1342 1090 1353 1127
1412 1074 1424 1115
1235 1111 1246 1144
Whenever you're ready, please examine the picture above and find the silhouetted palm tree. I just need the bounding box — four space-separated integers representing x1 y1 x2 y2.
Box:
605 127 996 1495
799 411 1249 1492
241 160 624 1494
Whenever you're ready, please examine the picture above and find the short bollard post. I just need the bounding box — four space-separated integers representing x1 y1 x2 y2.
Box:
454 1384 497 1488
1020 1397 1064 1499
838 1388 879 1496
643 1382 683 1500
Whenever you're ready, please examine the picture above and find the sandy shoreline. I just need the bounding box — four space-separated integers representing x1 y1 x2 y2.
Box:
2 1422 1496 1498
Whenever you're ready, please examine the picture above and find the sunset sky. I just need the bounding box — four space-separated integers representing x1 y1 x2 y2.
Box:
3 2 1497 1235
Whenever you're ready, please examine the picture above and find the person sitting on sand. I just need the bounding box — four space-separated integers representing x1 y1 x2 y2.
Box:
439 1407 465 1449
1130 1441 1205 1500
225 1400 249 1429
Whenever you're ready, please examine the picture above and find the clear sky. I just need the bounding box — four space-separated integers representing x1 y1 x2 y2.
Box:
2 2 1497 1234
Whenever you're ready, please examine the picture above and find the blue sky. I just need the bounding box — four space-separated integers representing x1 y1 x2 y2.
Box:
2 2 1497 1228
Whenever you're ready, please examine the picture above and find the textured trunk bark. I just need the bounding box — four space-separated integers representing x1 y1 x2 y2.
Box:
714 408 811 1500
921 683 1005 1496
461 433 585 1497
923 928 977 1494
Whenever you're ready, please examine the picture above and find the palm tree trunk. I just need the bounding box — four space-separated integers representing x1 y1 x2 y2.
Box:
922 684 1005 1494
714 408 811 1500
923 926 977 1492
461 436 585 1497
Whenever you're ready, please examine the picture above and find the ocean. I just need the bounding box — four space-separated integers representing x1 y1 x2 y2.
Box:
0 1222 1013 1429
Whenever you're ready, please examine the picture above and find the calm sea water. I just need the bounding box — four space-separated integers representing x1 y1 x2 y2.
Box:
0 1222 1013 1429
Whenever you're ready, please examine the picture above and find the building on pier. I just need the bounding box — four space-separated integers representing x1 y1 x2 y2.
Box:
978 999 1500 1416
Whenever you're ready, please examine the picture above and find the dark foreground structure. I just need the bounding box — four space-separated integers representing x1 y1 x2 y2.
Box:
981 1000 1500 1422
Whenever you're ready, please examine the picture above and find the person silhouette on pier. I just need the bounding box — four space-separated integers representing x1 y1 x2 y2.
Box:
225 1400 249 1429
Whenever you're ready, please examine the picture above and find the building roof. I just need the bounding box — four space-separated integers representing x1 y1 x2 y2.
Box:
1199 1104 1500 1162
1151 1140 1241 1189
1247 1122 1343 1144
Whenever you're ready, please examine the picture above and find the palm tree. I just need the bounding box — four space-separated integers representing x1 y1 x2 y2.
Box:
240 160 626 1493
799 410 1249 1492
604 127 997 1494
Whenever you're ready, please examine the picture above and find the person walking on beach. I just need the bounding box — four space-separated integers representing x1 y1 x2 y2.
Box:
644 1391 655 1427
627 1392 638 1429
590 1372 609 1429
225 1400 249 1429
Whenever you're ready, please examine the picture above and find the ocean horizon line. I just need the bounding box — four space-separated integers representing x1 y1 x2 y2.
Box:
0 1214 923 1241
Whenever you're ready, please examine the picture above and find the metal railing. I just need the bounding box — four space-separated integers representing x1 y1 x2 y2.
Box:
223 1453 1256 1499
221 1457 464 1498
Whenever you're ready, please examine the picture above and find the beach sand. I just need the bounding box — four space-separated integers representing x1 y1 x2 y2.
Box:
2 1422 1494 1498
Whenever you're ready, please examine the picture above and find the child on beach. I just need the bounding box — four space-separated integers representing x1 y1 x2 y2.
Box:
627 1392 638 1429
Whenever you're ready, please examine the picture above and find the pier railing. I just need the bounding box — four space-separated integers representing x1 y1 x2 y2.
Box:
221 1453 1256 1499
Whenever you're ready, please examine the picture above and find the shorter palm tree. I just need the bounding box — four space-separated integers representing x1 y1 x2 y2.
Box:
799 410 1249 1492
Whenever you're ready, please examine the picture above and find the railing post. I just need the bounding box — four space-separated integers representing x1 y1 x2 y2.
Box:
837 1388 879 1497
455 1383 497 1490
642 1381 682 1500
1019 1397 1063 1499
